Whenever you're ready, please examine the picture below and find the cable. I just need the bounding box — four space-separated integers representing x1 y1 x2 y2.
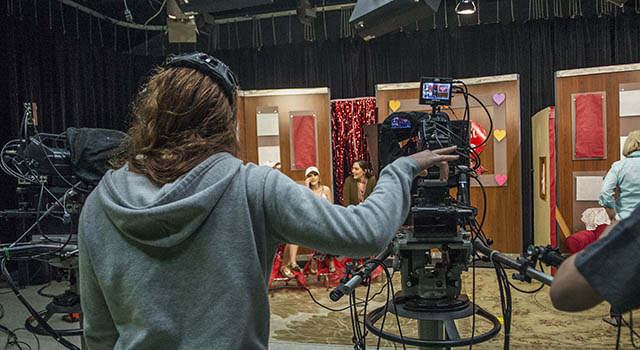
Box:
469 175 487 232
493 262 512 350
619 312 640 349
31 129 89 193
8 186 75 249
468 242 476 350
367 259 406 350
37 283 56 298
144 0 167 26
268 280 388 313
7 329 40 350
0 259 78 350
503 261 545 294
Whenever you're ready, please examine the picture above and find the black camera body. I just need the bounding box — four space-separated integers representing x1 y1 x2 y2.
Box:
376 79 476 305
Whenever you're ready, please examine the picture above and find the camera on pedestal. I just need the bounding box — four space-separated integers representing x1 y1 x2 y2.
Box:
1 103 127 348
366 78 501 348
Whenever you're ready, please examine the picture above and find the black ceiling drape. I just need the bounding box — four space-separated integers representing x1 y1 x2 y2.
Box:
2 9 639 246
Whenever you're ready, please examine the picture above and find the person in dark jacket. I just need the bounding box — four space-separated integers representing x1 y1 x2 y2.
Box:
342 160 377 206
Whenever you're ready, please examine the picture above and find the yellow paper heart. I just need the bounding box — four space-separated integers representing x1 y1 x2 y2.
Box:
389 100 401 112
494 129 506 142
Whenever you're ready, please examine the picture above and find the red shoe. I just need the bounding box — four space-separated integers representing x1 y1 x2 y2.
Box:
62 313 80 323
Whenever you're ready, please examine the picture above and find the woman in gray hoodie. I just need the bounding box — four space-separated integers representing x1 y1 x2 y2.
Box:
78 52 458 350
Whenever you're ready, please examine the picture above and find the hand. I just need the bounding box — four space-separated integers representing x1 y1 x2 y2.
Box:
605 207 616 220
409 146 459 181
305 177 312 187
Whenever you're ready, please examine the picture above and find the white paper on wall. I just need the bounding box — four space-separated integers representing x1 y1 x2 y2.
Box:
621 136 628 159
257 112 280 136
258 146 280 167
620 90 640 117
576 176 604 201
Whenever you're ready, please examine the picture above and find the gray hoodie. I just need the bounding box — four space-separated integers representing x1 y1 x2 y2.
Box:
79 152 420 349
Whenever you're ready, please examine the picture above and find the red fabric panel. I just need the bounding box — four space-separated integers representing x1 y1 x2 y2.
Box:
574 94 605 158
549 107 557 249
292 115 317 169
330 98 377 204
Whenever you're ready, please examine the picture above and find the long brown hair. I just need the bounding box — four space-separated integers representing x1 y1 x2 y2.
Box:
125 66 239 184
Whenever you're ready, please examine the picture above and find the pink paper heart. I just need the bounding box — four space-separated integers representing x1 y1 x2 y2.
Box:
495 174 508 186
493 93 506 105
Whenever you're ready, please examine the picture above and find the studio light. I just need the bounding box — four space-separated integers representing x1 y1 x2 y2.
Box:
297 0 317 25
455 0 476 15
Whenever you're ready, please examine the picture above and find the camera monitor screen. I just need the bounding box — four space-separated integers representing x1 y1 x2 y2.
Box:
419 78 453 106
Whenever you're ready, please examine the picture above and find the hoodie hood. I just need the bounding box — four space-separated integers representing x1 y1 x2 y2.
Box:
95 152 242 248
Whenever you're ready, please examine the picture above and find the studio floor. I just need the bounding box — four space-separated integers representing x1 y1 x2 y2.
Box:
1 268 638 349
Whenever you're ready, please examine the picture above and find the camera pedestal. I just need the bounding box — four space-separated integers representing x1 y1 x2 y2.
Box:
365 293 501 349
25 289 83 337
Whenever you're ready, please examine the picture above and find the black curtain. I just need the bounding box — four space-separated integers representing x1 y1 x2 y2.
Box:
2 9 640 247
0 14 153 242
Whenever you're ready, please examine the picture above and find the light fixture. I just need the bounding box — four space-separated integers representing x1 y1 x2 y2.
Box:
455 0 477 15
297 0 317 25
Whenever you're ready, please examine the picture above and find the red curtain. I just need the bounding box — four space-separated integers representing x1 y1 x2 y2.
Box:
292 115 316 169
331 98 377 204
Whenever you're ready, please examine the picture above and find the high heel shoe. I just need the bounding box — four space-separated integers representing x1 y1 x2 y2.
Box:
309 259 318 275
328 259 336 273
288 262 302 272
279 265 295 279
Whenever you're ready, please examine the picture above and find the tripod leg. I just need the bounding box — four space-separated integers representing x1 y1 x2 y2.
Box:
444 319 460 340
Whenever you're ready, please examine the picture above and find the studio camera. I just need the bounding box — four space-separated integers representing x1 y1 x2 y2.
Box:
1 103 127 350
332 78 559 349
378 77 475 308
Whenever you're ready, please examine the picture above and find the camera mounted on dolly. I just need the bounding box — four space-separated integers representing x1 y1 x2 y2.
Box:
377 77 476 311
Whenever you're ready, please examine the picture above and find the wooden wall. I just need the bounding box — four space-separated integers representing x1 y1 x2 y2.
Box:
237 88 331 255
238 88 332 185
555 65 640 249
376 76 522 253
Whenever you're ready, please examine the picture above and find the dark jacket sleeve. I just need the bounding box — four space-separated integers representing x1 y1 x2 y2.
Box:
262 157 421 258
575 205 640 314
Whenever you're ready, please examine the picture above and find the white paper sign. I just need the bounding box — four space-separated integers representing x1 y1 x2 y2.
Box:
576 176 604 201
621 136 628 159
258 146 280 166
257 112 279 136
620 89 640 117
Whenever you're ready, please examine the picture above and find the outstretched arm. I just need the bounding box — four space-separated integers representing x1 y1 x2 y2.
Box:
263 147 459 257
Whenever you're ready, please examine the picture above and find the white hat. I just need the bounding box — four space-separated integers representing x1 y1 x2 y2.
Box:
305 166 319 177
